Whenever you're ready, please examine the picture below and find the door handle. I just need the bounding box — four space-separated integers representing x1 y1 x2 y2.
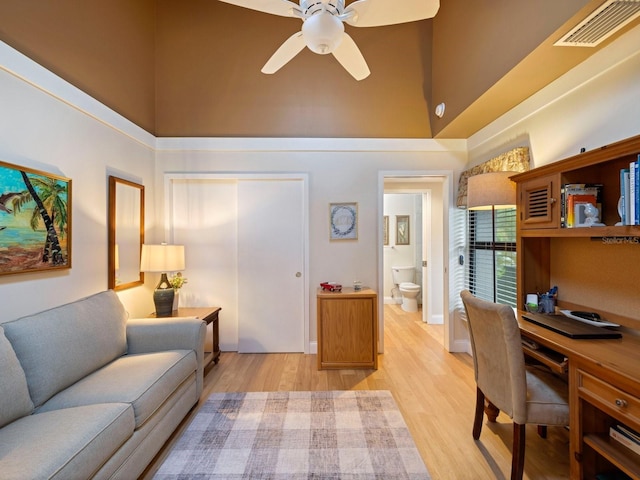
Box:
295 272 302 277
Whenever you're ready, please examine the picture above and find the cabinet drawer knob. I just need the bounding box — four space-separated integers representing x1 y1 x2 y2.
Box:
615 398 628 408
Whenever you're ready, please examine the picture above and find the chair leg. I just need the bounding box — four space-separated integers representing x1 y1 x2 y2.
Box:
473 387 485 439
537 425 547 438
485 399 500 422
511 423 526 480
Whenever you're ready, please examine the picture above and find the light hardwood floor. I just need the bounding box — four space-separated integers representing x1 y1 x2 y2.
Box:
142 304 569 479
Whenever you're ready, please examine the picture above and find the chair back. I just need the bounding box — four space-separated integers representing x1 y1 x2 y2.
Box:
460 290 527 422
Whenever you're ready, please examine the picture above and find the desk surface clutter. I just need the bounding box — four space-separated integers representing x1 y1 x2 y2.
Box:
518 310 640 479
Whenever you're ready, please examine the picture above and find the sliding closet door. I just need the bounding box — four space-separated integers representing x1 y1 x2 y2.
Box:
170 179 239 351
237 179 305 353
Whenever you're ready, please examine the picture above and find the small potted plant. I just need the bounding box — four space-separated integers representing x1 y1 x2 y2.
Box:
169 272 187 310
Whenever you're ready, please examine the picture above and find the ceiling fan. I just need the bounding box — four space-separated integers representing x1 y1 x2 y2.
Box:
218 0 440 80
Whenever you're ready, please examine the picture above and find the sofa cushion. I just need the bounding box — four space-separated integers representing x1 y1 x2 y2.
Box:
3 290 128 407
0 403 134 480
37 350 196 428
0 326 34 429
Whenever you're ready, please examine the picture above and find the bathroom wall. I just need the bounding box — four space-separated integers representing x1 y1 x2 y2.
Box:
383 193 422 303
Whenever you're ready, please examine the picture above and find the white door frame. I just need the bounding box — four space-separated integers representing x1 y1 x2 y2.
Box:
378 171 454 352
422 191 433 325
164 172 311 353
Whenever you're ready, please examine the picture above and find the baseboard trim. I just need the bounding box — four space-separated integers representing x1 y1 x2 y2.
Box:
450 338 471 354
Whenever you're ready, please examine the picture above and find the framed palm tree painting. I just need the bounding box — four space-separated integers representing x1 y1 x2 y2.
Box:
0 160 71 275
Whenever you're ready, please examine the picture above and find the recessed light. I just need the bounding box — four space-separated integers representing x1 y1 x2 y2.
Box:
435 103 445 118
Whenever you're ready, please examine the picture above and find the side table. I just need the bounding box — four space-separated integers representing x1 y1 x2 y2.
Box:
150 307 221 370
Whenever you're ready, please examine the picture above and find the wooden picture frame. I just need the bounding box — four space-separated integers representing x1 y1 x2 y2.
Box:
383 215 389 245
108 176 145 290
0 160 71 275
396 215 410 245
329 202 358 240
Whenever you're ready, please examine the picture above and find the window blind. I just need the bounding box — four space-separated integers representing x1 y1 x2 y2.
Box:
467 208 517 307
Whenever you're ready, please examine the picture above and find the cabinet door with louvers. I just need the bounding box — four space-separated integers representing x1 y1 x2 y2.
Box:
518 173 560 229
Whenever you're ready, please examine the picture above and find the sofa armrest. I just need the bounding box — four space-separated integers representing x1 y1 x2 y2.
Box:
126 317 206 396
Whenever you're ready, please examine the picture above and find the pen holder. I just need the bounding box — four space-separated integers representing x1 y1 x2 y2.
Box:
539 294 556 314
525 293 539 313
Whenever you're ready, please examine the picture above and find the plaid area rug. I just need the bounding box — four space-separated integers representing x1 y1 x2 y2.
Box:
154 390 431 479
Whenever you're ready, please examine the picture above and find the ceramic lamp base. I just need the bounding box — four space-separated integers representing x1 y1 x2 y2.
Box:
153 273 174 317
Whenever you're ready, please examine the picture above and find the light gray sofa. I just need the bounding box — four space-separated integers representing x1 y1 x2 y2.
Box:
0 290 206 480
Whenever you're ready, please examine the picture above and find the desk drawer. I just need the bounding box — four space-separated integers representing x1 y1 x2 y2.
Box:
578 370 640 430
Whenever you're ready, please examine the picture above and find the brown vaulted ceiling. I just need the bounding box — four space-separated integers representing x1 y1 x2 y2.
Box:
0 0 637 138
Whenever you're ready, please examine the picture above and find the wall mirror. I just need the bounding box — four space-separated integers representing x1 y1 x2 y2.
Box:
108 176 144 290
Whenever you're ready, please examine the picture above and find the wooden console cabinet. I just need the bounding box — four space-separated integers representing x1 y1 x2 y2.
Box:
512 134 640 479
317 288 378 370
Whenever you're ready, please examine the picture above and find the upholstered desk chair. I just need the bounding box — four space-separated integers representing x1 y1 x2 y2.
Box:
460 290 569 480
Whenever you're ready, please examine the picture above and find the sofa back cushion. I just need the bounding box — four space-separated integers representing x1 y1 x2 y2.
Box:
0 325 34 428
3 290 128 407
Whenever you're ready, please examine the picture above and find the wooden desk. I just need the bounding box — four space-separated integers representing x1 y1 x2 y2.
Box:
518 311 640 479
150 307 221 370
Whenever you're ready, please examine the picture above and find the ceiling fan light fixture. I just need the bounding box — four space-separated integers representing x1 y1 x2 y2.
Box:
302 11 345 54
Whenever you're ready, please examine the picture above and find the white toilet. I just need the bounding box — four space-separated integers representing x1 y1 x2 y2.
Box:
391 266 421 313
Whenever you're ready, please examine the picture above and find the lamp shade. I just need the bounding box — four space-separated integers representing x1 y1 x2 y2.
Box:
302 11 344 54
140 244 185 272
467 172 516 210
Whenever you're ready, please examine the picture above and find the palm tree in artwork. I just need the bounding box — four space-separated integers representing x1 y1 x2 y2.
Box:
0 192 29 214
1 191 30 229
12 172 68 265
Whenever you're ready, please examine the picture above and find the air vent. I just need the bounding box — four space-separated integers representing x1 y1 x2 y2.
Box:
555 0 640 47
526 188 550 218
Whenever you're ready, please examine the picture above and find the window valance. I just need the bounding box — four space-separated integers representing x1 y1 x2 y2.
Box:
456 147 530 208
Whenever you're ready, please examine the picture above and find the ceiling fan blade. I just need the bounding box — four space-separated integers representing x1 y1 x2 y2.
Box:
218 0 300 18
261 32 307 74
345 0 439 27
331 33 370 81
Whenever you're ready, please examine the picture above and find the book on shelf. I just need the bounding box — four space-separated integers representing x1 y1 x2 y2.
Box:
620 168 629 225
610 424 640 456
630 160 636 225
633 155 640 225
569 194 598 227
619 157 640 226
561 183 603 228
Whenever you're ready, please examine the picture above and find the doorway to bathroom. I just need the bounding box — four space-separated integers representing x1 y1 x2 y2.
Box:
380 174 449 350
383 193 430 323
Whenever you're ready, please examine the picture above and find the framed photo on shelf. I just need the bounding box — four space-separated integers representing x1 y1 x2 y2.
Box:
396 215 410 245
329 202 358 240
383 215 389 245
0 160 72 276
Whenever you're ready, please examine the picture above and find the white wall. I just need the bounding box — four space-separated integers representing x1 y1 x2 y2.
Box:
451 24 640 353
2 21 639 352
0 41 156 321
467 24 640 167
154 144 466 348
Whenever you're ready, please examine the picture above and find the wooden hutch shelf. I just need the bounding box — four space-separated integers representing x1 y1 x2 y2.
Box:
511 133 640 479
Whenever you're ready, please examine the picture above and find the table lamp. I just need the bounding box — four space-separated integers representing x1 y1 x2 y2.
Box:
467 171 516 210
140 243 185 317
